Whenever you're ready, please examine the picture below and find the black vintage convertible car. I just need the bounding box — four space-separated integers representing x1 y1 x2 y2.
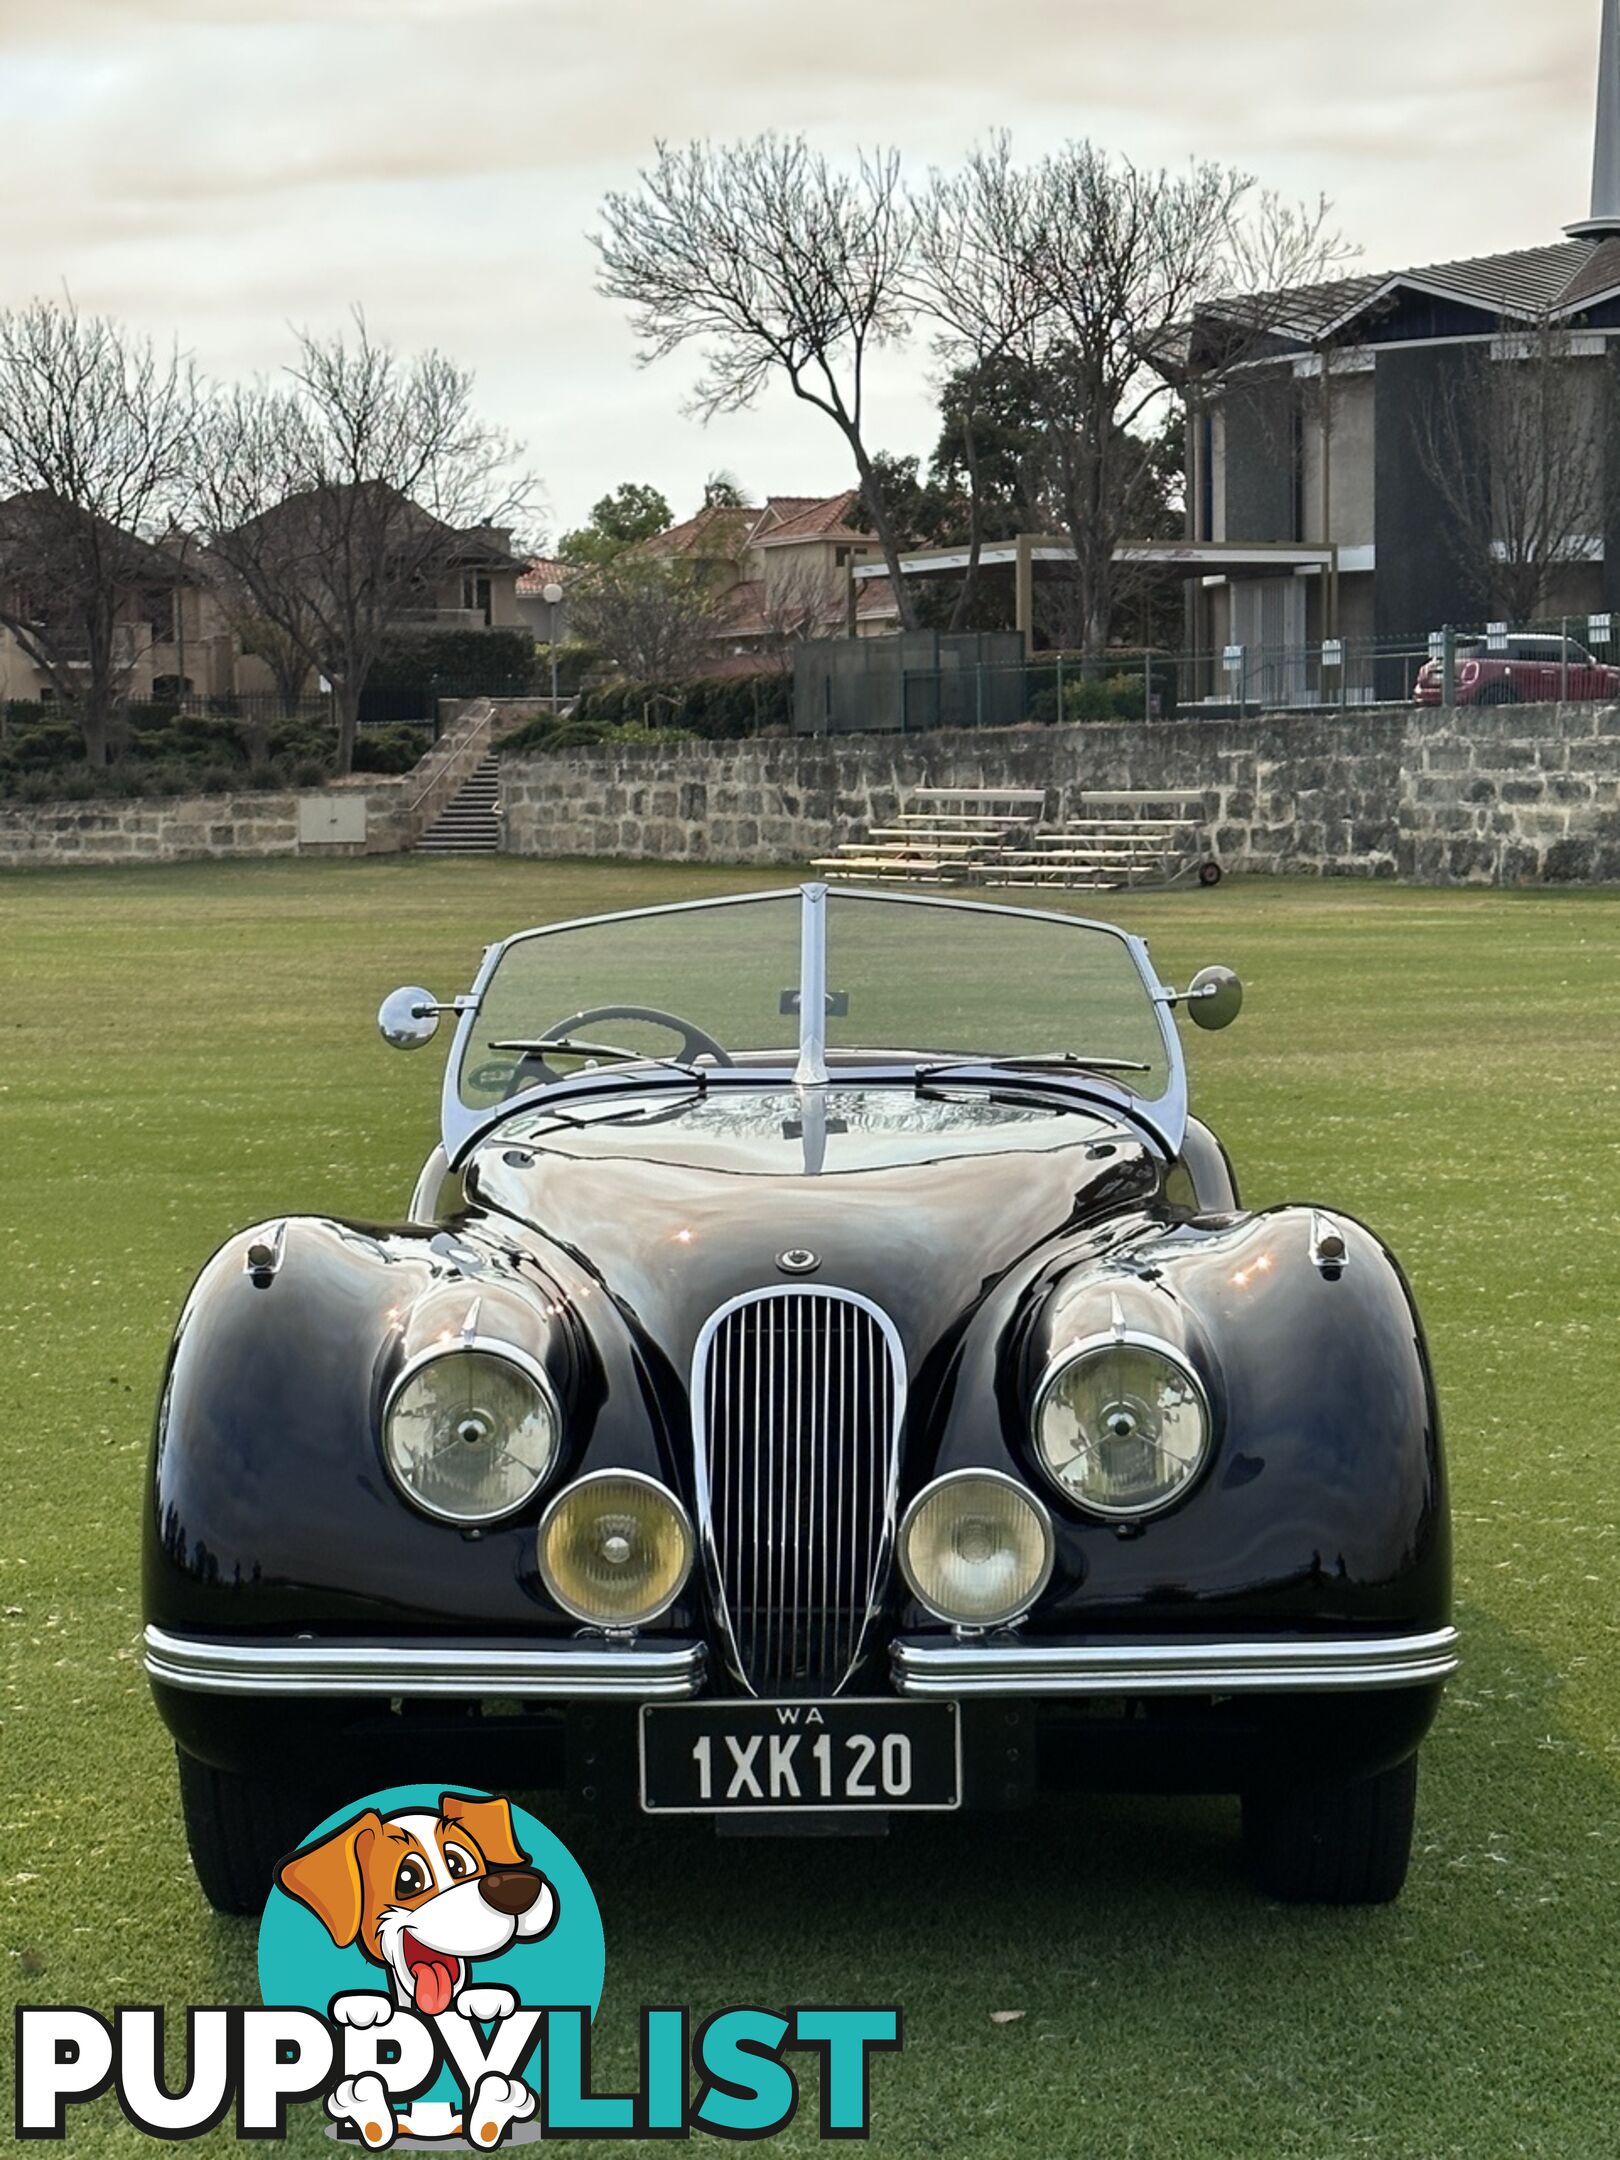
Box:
144 884 1454 1909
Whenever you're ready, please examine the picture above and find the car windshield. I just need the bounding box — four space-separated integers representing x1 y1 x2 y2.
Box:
456 892 803 1113
824 893 1168 1084
450 887 1176 1141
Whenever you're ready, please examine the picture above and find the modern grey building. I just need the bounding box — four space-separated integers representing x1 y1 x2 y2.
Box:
1187 0 1620 676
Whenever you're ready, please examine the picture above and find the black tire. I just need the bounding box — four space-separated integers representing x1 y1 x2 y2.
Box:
1479 679 1520 706
1242 1753 1418 1905
1198 860 1224 888
176 1747 334 1915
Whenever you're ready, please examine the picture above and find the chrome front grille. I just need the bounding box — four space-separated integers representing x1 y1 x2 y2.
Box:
693 1288 906 1698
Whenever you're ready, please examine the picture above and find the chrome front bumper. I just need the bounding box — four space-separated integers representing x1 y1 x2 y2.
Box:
890 1627 1460 1698
144 1624 1458 1705
142 1626 708 1701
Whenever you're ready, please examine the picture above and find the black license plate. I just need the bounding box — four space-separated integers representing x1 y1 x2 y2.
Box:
639 1699 960 1814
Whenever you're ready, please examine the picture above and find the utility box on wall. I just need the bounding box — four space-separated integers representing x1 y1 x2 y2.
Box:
297 795 367 848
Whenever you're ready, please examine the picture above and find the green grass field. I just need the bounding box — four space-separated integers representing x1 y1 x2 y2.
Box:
2 858 1618 2158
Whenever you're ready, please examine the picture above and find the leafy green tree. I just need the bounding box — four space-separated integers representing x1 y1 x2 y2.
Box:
703 470 748 508
559 481 672 566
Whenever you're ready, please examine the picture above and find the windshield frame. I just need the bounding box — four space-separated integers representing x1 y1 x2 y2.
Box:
439 883 1188 1165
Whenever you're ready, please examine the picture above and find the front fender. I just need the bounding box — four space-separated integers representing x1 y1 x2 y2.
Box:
931 1206 1449 1634
143 1215 613 1637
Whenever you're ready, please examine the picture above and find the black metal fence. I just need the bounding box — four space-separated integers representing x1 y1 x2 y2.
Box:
795 613 1620 732
793 631 1027 734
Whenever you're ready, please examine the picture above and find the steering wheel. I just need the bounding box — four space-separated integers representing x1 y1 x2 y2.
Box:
509 1004 734 1092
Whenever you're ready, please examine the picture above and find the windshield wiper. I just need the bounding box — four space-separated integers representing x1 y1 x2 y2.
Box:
491 1037 707 1083
916 1052 1153 1085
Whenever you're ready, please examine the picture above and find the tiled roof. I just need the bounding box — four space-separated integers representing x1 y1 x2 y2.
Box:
751 496 826 534
516 557 576 596
634 503 761 560
0 490 197 582
755 489 872 545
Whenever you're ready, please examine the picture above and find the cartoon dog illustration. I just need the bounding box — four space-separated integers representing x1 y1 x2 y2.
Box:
277 1791 556 2150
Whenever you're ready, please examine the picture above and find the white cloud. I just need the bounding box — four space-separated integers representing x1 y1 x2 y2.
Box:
0 0 1606 526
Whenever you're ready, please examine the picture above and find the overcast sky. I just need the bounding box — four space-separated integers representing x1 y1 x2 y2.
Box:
1 0 1612 540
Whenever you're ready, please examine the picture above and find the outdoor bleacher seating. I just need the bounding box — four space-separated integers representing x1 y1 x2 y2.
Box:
814 786 1217 892
811 788 1047 883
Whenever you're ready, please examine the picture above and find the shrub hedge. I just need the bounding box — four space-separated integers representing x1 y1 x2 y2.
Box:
362 628 539 708
0 699 430 800
507 672 792 754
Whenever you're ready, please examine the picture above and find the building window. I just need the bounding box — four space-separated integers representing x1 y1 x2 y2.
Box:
461 573 493 626
140 587 177 644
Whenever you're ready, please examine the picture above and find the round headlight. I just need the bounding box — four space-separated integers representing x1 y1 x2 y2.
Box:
539 1472 694 1628
1034 1335 1211 1519
899 1471 1054 1628
383 1346 560 1526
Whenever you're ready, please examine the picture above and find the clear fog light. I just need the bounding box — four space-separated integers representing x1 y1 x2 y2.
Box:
899 1470 1054 1628
538 1471 694 1627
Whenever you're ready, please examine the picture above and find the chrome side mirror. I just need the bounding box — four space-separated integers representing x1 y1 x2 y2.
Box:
379 986 442 1051
1187 965 1243 1032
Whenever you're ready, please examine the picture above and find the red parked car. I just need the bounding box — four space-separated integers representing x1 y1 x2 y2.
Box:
1415 635 1620 706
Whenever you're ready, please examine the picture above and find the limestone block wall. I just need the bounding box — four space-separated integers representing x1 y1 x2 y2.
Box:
0 697 498 870
498 705 1620 886
499 715 1407 878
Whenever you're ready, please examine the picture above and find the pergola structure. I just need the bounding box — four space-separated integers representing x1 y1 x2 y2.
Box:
850 536 1339 655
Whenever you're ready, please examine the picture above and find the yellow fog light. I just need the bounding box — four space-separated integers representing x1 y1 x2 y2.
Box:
899 1470 1054 1628
538 1472 694 1628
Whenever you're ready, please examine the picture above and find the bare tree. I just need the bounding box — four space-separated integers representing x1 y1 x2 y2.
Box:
755 554 846 667
1021 152 1347 654
567 556 727 682
596 136 921 627
196 315 527 772
202 563 320 754
0 300 197 764
912 136 1051 630
1413 321 1610 623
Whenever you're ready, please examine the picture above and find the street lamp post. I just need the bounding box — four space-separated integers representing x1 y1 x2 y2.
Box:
542 582 565 709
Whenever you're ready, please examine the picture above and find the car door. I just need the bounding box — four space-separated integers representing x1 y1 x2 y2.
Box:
1528 644 1563 701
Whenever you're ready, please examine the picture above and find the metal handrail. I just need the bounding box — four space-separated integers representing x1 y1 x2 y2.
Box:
404 697 495 820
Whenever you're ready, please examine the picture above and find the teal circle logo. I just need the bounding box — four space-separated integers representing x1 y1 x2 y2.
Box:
257 1784 604 2134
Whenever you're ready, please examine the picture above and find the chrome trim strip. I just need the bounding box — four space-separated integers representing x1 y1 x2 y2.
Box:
793 882 830 1087
890 1627 1460 1697
142 1626 708 1700
1310 1211 1350 1274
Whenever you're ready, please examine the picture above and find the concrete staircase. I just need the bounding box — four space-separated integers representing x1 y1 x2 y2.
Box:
414 756 500 854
